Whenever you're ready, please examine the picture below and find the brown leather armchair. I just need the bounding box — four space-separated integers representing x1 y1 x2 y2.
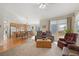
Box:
57 33 78 49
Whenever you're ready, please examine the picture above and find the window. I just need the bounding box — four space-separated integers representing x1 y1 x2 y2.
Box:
50 19 67 35
58 19 67 31
50 20 58 34
75 14 79 32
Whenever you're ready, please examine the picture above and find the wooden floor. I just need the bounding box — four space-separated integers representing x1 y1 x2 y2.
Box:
0 34 33 53
0 33 63 53
0 38 27 53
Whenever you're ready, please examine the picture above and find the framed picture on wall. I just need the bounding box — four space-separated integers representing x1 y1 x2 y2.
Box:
0 25 1 27
42 25 46 28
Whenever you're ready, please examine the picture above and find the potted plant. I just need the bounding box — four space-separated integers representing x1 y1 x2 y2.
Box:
64 29 73 34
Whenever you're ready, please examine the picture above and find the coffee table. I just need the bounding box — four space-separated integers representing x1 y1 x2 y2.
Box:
36 39 51 48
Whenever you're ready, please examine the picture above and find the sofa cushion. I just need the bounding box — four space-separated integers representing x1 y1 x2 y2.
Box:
66 37 74 42
59 41 67 45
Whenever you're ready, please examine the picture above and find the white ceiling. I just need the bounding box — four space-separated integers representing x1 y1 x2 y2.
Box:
0 3 79 19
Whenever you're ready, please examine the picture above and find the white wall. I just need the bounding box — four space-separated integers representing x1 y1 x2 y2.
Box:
40 19 50 32
0 17 4 46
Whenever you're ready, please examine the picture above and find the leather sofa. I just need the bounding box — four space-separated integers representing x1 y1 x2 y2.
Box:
57 33 78 49
35 31 54 43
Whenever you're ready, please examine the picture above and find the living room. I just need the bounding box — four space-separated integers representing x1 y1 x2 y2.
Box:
0 3 79 56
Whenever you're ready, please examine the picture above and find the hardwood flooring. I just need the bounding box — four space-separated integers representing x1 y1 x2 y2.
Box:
0 34 33 53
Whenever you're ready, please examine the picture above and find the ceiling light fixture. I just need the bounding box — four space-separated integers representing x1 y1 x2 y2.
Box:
39 3 47 9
